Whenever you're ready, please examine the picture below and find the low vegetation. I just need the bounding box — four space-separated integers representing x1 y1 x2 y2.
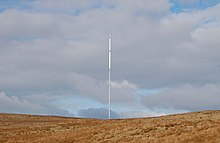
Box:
0 110 220 142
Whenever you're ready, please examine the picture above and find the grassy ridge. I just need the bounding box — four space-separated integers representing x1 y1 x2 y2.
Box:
0 110 220 142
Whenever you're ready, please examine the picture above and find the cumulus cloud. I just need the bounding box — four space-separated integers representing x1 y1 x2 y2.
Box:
111 80 136 89
69 73 138 104
0 92 72 116
0 0 220 116
141 84 220 111
3 0 220 91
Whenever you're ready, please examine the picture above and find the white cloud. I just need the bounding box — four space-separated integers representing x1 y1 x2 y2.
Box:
0 9 54 38
0 92 71 116
141 84 220 111
0 0 220 116
69 73 138 104
111 80 136 89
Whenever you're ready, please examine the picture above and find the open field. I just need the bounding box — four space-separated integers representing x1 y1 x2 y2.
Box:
0 110 220 143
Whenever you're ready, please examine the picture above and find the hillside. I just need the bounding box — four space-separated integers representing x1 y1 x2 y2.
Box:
0 110 220 143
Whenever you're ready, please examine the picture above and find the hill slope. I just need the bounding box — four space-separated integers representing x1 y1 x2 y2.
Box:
0 110 220 143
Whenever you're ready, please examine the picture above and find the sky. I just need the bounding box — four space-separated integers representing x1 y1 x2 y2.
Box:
1 0 220 119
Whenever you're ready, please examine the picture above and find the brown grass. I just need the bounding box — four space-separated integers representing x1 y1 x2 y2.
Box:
0 110 220 143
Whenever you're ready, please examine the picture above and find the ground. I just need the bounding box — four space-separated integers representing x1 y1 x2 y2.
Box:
0 110 220 143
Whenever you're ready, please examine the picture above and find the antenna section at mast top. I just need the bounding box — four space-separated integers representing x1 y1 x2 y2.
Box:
109 35 111 51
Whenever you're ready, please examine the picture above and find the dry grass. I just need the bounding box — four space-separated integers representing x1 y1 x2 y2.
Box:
0 110 220 143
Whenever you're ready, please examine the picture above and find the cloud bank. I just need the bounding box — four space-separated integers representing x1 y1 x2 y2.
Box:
0 92 71 116
0 0 220 118
141 84 220 111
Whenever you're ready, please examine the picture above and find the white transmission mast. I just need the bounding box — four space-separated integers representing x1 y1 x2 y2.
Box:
108 35 111 119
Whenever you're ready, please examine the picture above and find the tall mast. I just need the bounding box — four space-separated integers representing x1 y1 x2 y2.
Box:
108 35 111 119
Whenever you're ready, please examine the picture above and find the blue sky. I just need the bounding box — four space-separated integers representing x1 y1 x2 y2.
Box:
1 0 220 119
1 0 220 13
170 0 220 12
